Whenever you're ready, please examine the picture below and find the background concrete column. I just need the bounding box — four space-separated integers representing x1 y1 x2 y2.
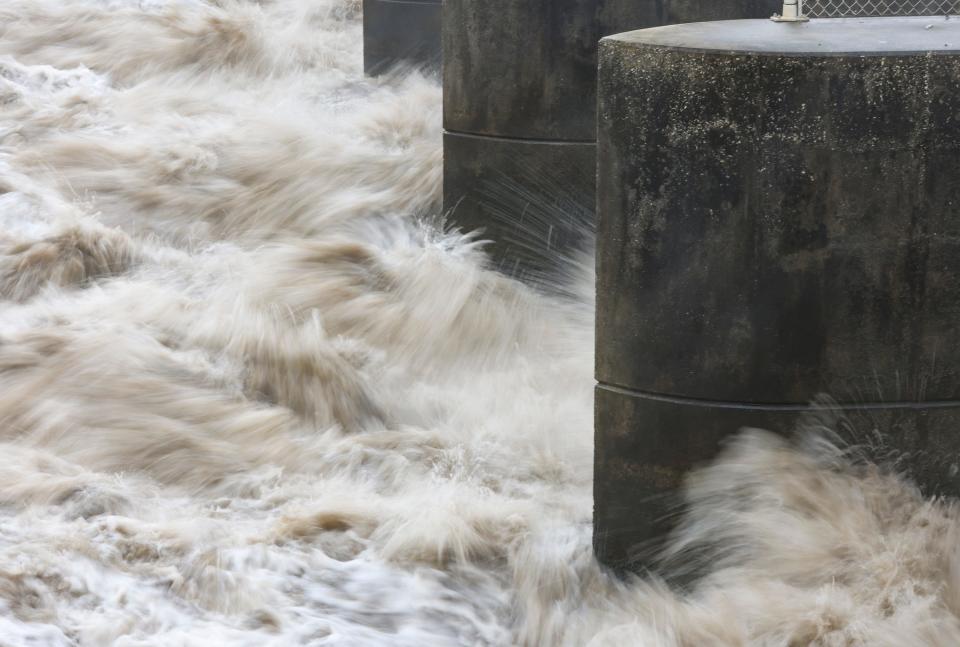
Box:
442 0 780 283
363 0 441 76
594 17 960 571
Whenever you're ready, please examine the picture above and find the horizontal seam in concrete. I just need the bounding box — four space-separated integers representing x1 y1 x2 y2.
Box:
596 382 960 411
443 129 596 146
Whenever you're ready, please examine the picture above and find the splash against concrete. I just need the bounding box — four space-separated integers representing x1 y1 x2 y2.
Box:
0 1 958 645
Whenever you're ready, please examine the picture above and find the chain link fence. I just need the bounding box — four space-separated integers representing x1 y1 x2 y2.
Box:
804 0 960 17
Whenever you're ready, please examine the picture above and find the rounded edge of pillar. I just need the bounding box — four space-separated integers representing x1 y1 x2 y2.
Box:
603 16 960 57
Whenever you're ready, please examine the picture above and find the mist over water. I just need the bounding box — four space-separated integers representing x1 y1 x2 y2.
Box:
1 1 959 645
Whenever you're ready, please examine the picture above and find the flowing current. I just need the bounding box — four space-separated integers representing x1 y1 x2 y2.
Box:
2 1 960 645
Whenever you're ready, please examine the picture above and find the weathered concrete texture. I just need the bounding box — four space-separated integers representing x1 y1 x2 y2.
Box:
594 17 960 570
443 0 782 140
363 0 441 76
443 0 780 276
443 132 595 284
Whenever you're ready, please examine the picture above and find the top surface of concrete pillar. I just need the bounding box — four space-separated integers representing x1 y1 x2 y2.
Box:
613 15 960 52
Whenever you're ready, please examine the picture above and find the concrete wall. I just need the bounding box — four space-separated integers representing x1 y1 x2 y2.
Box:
363 0 441 76
594 17 960 571
442 0 780 282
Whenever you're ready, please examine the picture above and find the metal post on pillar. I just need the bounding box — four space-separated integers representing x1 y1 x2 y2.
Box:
594 16 960 572
771 0 809 21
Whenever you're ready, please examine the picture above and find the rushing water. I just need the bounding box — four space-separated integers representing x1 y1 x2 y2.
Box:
1 1 960 645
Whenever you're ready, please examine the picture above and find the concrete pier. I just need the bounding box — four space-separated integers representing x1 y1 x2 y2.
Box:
594 17 960 570
363 0 441 75
442 0 780 282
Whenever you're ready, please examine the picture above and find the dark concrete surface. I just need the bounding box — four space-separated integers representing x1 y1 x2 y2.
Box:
443 0 780 277
363 0 441 76
443 0 783 140
443 132 595 284
594 17 960 570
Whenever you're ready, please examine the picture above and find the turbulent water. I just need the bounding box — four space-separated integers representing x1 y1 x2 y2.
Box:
1 1 960 645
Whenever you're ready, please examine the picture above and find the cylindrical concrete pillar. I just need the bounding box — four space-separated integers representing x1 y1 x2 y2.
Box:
443 0 780 282
594 17 960 570
363 0 441 76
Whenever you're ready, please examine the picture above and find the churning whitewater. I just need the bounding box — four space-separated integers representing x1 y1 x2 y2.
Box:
1 1 960 645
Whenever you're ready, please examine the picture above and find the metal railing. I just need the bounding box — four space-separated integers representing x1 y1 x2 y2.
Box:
806 0 960 16
773 0 960 18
